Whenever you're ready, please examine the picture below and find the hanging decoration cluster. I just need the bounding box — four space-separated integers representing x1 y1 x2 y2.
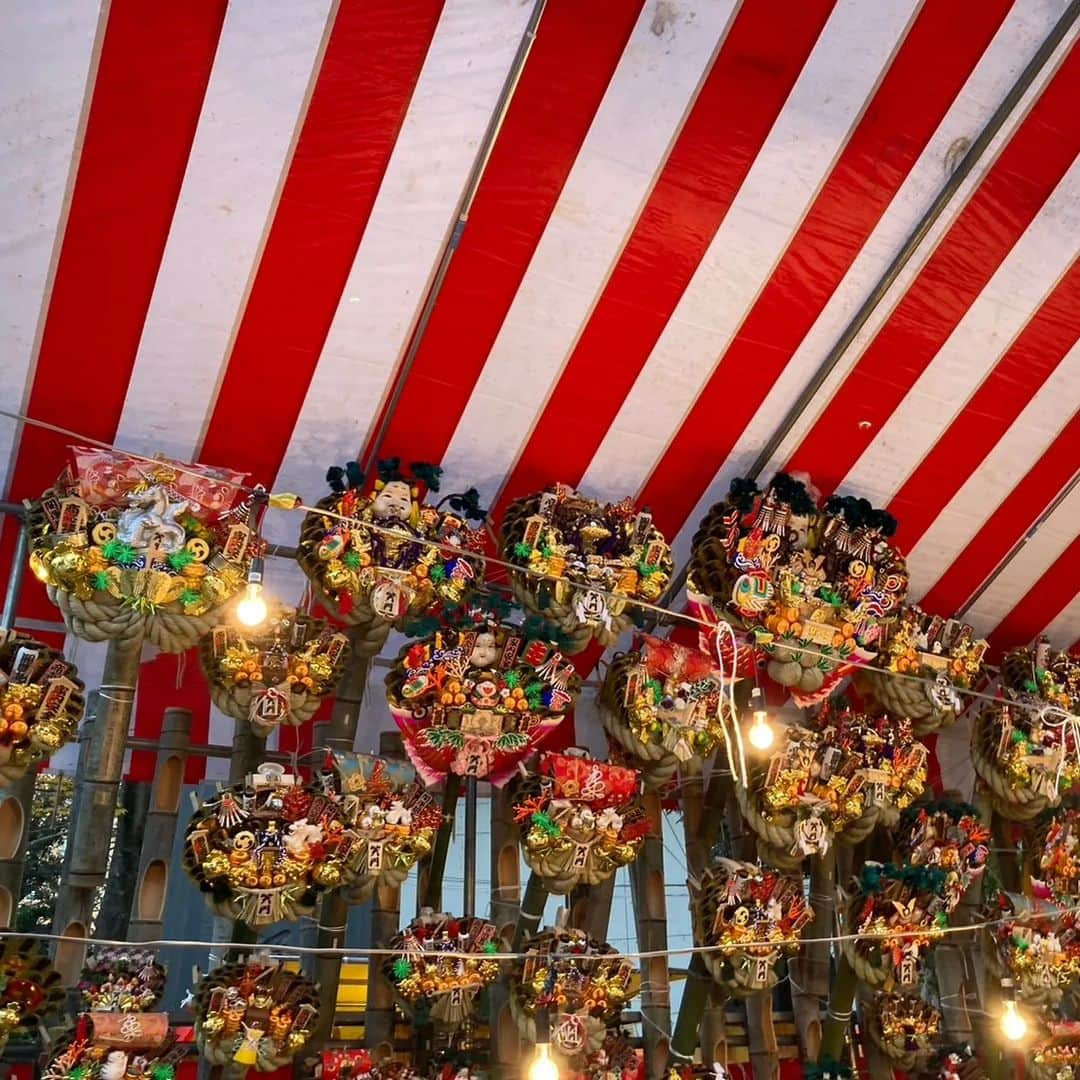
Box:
512 751 648 893
501 484 672 652
509 928 640 1060
199 607 349 736
191 957 318 1071
0 630 84 784
27 449 254 650
386 616 580 786
688 472 908 704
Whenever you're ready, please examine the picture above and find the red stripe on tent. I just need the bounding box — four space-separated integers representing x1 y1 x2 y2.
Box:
889 259 1080 551
489 0 838 520
918 406 1080 615
359 0 643 471
198 0 445 483
987 531 1080 660
0 1 227 619
783 45 1080 497
128 649 212 783
635 0 1012 538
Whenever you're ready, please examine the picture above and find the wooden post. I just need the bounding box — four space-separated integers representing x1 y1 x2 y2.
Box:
489 786 522 1079
0 772 35 928
630 790 670 1080
364 730 405 1060
52 635 142 985
128 707 192 942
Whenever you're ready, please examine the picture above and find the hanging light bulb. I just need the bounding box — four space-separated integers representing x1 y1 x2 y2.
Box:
527 1011 559 1080
1000 979 1026 1042
747 686 774 751
236 556 268 628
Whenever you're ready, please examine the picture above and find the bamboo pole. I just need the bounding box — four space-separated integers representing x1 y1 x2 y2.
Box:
52 635 143 986
746 994 779 1080
818 953 857 1063
630 790 670 1079
128 707 192 942
0 772 35 928
512 872 548 953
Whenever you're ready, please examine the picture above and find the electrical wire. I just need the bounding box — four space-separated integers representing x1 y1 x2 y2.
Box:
3 899 1074 961
2 404 1073 724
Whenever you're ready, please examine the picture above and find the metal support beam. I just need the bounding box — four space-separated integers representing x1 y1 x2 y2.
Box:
128 707 192 942
463 776 478 918
52 635 143 985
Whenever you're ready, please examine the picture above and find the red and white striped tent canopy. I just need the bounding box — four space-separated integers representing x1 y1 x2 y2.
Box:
2 0 1078 780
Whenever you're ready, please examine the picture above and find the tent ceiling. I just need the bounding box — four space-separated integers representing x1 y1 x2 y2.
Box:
2 0 1079 666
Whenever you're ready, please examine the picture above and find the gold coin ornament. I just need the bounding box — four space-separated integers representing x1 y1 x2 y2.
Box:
183 763 366 927
326 750 444 902
297 460 485 653
513 751 648 894
600 633 747 790
510 928 640 1061
26 448 253 652
865 993 942 1069
190 957 318 1071
198 607 350 736
0 937 65 1055
844 862 951 991
384 913 503 1029
0 630 84 784
386 617 580 787
689 859 813 997
500 484 672 652
896 801 990 913
859 604 988 734
687 473 908 706
77 948 167 1013
1035 805 1080 904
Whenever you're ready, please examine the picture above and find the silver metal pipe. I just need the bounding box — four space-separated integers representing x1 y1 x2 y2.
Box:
1 524 28 630
361 0 548 474
657 0 1080 614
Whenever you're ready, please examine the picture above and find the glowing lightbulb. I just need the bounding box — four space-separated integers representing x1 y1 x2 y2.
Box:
527 1043 559 1080
236 581 268 627
1000 999 1026 1042
747 687 774 750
